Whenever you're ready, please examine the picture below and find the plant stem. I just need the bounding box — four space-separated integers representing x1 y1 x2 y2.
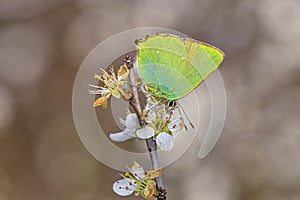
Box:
128 60 166 199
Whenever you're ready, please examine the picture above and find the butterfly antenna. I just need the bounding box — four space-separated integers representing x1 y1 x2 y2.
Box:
177 103 195 129
177 106 188 131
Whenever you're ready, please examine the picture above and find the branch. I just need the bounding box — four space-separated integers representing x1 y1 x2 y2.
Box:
125 55 167 199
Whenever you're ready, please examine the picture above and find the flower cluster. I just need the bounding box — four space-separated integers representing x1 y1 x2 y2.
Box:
109 99 184 151
90 62 186 200
89 65 130 108
113 161 162 199
144 100 184 150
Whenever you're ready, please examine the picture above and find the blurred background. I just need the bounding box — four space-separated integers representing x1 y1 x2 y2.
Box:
1 0 300 199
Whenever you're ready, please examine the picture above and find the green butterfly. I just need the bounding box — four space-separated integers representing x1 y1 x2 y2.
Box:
135 33 225 101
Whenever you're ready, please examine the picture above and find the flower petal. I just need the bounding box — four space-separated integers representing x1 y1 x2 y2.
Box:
93 96 108 108
129 161 146 180
136 127 155 139
156 132 174 151
168 117 184 133
125 113 140 131
146 109 157 124
109 130 135 142
146 168 162 180
119 117 126 126
117 64 129 81
113 178 137 196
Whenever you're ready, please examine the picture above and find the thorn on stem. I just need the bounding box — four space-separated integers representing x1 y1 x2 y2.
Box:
123 55 135 68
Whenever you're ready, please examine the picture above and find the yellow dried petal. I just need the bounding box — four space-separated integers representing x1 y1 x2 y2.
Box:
94 96 108 108
143 181 156 199
146 168 162 180
117 64 129 80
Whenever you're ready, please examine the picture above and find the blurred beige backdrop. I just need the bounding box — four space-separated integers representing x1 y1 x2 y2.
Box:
0 0 300 200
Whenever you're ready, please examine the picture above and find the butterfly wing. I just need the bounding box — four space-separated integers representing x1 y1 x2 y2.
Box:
136 34 225 100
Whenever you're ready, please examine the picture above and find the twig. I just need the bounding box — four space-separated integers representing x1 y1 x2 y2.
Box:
125 55 166 199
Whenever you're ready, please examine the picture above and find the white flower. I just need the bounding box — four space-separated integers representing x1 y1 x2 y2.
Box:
156 132 174 151
109 113 154 142
155 117 183 151
142 100 184 151
112 161 161 199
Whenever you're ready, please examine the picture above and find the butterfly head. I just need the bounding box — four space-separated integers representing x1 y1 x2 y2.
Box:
167 100 177 109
